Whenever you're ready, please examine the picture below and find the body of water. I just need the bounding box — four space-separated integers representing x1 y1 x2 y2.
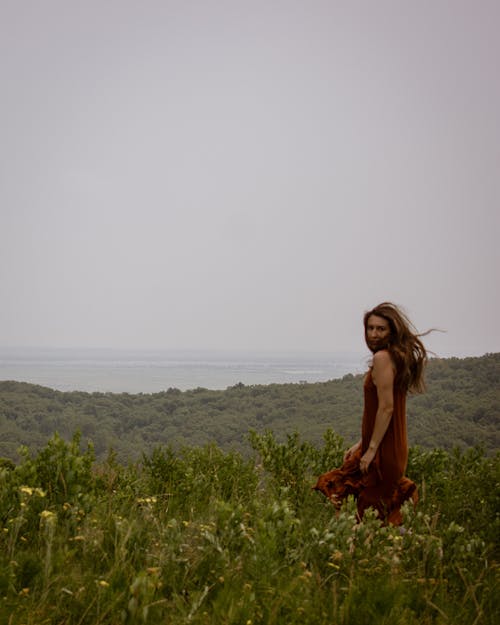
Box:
0 348 366 393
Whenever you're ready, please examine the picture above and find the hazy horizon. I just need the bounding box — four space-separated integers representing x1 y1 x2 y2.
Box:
0 343 493 361
0 346 369 393
0 345 494 394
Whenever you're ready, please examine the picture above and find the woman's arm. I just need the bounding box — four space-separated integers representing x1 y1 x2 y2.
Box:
359 350 395 473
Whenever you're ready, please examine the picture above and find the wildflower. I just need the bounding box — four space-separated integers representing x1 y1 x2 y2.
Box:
146 567 160 575
199 523 214 531
98 580 109 588
40 510 56 521
19 588 30 596
331 550 343 561
19 486 45 497
137 497 157 504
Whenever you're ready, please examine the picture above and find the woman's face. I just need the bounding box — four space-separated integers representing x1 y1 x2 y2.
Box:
365 314 391 352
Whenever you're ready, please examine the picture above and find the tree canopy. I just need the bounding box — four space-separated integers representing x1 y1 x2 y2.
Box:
0 353 498 462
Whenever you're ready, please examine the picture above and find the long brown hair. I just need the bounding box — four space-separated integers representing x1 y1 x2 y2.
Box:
364 302 428 393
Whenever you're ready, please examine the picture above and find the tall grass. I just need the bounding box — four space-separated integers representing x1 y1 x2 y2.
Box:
0 431 498 624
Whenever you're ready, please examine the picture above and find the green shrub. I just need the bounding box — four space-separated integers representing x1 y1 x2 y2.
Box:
0 430 497 624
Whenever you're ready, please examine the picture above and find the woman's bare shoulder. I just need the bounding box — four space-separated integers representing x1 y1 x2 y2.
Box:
372 350 396 372
373 349 392 364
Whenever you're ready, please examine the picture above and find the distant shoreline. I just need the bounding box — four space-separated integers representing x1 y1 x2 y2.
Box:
0 348 367 394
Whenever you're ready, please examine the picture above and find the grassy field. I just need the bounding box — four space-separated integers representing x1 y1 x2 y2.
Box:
0 431 498 624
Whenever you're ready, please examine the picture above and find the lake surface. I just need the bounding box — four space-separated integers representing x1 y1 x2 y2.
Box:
0 348 366 393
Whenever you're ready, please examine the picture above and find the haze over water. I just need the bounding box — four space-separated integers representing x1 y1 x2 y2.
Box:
0 348 366 394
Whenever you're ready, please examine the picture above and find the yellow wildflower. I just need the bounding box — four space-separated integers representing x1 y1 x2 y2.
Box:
146 567 161 575
40 510 55 519
19 486 45 497
40 510 57 523
137 496 157 504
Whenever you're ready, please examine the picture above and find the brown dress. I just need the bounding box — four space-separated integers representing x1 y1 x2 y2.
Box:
314 369 417 525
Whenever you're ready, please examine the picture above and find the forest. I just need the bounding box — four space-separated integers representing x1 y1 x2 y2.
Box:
0 353 498 462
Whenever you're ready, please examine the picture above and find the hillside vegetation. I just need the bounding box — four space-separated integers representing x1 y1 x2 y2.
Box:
0 354 498 623
0 431 498 624
0 353 498 462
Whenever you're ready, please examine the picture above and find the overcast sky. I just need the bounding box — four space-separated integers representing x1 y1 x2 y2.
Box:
1 0 498 358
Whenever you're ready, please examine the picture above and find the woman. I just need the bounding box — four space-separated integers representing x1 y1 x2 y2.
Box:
314 302 428 526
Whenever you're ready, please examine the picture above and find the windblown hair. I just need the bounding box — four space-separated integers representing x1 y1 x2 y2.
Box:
364 302 429 394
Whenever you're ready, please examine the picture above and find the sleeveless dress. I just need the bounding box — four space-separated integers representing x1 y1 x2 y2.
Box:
314 369 417 525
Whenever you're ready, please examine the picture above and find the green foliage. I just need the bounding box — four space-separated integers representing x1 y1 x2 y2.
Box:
408 445 500 553
249 428 345 510
1 353 498 463
15 432 95 506
0 432 498 624
141 443 259 516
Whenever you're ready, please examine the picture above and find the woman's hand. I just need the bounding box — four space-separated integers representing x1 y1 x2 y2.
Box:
359 446 376 473
343 440 361 462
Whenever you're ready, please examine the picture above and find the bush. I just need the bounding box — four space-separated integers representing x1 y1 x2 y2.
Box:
0 431 497 624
